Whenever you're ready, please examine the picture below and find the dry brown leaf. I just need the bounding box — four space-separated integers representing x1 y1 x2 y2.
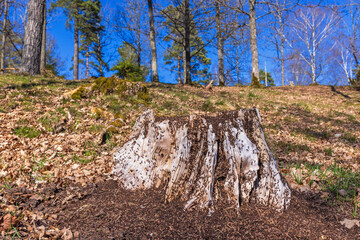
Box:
0 214 18 231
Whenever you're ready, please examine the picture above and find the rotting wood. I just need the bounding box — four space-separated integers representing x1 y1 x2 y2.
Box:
112 109 291 213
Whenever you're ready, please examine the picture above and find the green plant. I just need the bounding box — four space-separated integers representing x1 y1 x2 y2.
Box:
90 124 105 133
248 91 257 98
353 200 358 218
111 60 145 82
341 132 357 143
324 147 333 156
292 171 303 185
13 126 40 138
201 100 215 112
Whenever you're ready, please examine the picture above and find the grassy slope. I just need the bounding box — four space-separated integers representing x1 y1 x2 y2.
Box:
0 74 360 235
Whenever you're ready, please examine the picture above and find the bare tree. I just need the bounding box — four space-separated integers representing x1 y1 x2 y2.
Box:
286 7 339 84
113 0 148 68
335 40 353 84
217 0 261 86
267 0 298 86
214 0 244 86
148 0 159 82
0 0 9 71
20 0 45 75
40 1 46 72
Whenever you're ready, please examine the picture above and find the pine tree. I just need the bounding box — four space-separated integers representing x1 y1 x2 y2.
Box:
111 42 146 82
259 69 275 87
79 0 102 78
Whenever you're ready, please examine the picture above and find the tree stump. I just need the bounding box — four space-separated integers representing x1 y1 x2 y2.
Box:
112 109 291 213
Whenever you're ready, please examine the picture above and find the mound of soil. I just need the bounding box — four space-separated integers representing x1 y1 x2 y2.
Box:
27 180 358 239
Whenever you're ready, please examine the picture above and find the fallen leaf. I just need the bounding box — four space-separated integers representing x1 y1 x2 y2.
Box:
340 219 360 229
0 214 18 231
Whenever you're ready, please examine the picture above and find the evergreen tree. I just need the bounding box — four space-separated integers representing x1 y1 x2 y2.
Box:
162 4 211 84
259 69 275 87
79 0 102 78
111 42 146 82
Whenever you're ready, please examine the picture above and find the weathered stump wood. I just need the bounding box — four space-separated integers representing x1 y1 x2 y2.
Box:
112 109 291 212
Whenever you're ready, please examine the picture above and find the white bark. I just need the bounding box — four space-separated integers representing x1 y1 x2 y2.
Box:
112 109 291 213
286 8 339 84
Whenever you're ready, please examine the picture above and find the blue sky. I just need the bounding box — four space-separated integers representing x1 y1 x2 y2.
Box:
47 0 352 85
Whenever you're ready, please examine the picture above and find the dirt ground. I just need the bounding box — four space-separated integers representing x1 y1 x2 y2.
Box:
1 76 360 239
1 179 359 239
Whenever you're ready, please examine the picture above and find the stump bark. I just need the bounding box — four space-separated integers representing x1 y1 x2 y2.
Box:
112 109 291 212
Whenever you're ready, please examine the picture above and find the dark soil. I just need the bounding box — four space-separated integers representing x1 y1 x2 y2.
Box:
24 179 358 239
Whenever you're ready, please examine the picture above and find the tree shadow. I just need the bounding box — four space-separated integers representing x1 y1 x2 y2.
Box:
330 86 351 99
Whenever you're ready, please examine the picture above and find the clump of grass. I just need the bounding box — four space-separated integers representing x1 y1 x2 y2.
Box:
292 173 303 185
90 124 105 133
215 99 226 106
201 100 215 112
323 163 360 200
248 91 257 98
276 141 310 154
324 147 333 156
72 155 93 164
38 113 61 132
341 132 357 143
13 126 40 138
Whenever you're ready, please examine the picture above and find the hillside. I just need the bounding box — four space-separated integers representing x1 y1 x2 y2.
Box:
0 74 359 239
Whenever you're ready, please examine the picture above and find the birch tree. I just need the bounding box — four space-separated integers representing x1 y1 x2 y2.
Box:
267 0 298 86
286 7 339 84
147 0 159 82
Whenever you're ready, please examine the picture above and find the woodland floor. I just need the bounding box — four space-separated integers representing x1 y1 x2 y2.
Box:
0 74 360 239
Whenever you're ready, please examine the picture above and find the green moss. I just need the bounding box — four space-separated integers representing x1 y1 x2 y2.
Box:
137 85 149 102
251 73 262 88
106 126 119 134
109 119 124 128
71 87 86 100
93 76 120 94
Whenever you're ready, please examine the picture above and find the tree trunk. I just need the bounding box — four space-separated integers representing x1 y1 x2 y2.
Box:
280 18 285 86
248 0 260 85
40 1 46 73
73 7 79 80
0 0 9 71
215 1 225 86
177 55 182 84
183 0 191 85
112 109 291 213
86 46 89 79
20 0 45 75
147 0 159 82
